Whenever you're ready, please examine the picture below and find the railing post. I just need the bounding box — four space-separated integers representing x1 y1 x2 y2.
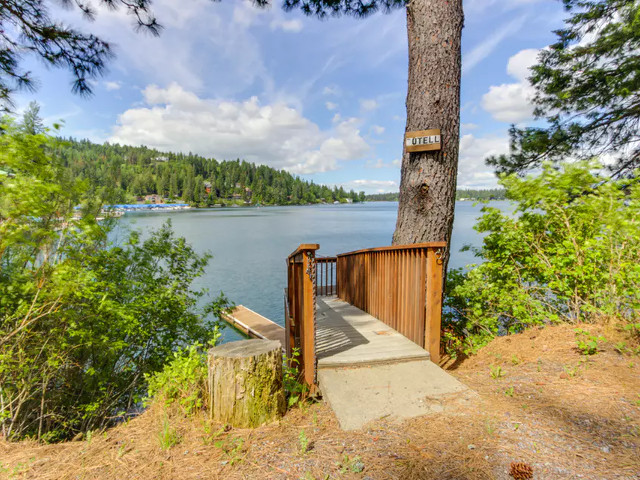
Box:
425 247 444 363
286 244 319 391
300 249 317 389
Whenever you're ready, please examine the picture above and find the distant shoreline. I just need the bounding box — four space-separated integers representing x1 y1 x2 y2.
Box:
113 199 512 215
366 190 506 202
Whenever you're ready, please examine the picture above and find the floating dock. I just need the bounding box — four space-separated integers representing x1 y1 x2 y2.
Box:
221 305 285 346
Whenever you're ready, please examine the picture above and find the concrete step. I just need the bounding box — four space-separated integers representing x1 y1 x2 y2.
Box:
318 359 474 430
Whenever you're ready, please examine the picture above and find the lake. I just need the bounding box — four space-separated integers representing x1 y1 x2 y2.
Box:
114 201 501 340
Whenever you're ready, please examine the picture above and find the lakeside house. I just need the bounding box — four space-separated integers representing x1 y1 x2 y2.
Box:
144 194 163 204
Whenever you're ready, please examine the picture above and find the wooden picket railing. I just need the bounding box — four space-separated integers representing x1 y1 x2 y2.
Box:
336 243 446 361
286 242 446 387
285 244 319 390
315 256 337 296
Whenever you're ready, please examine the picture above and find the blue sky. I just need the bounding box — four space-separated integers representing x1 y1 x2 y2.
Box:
15 0 567 193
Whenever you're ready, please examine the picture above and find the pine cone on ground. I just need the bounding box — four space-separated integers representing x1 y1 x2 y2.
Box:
509 461 534 479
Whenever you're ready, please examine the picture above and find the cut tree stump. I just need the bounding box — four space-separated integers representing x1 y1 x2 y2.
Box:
208 339 285 428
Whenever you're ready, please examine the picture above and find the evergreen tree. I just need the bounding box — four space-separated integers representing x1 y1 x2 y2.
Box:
0 0 159 111
3 0 463 260
169 174 179 200
20 101 45 134
193 175 204 205
182 170 195 203
488 0 640 178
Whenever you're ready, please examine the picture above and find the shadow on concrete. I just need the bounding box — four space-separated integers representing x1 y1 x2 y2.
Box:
316 297 370 360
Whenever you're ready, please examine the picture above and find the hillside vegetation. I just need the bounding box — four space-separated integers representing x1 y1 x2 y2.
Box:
1 323 638 479
54 139 365 206
0 119 228 442
365 189 506 202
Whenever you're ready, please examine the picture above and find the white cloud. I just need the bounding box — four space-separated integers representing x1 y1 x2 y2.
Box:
457 133 508 188
325 101 338 111
360 99 378 112
482 83 535 122
463 15 527 75
507 48 540 82
49 0 276 98
270 18 303 33
367 158 399 169
109 83 369 174
465 0 545 14
371 125 385 135
232 4 258 28
461 123 478 132
105 81 122 91
323 86 340 96
481 48 540 123
340 179 398 194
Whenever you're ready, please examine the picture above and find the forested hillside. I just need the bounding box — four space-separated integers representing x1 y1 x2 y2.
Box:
455 188 505 201
366 189 506 202
53 139 365 206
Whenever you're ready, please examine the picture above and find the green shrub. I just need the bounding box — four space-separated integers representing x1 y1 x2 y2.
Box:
444 162 640 355
146 329 221 415
0 119 229 441
283 348 309 408
574 329 604 356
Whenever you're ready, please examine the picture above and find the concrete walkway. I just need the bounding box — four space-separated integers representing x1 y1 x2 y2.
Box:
317 297 430 367
316 297 473 430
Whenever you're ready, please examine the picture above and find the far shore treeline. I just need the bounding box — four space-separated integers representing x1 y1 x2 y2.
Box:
366 188 506 202
54 138 366 206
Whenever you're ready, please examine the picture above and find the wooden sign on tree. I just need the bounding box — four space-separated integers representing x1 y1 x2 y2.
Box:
405 129 441 153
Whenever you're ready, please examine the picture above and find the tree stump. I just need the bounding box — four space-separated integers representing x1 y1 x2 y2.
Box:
208 339 285 428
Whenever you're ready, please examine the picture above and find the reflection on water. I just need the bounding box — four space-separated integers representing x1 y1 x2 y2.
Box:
113 201 506 340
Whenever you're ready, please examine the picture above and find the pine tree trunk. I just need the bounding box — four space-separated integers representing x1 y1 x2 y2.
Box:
393 0 464 269
208 339 285 428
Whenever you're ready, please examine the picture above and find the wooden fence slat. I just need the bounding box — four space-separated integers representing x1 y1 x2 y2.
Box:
331 243 444 357
425 249 444 362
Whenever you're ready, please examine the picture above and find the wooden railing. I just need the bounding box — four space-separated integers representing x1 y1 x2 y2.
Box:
315 256 337 296
285 244 319 390
337 243 446 361
286 242 446 388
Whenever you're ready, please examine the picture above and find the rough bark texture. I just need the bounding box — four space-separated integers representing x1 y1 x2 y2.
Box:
208 339 285 428
393 0 464 268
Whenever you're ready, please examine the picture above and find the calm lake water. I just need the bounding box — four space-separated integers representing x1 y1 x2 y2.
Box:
114 201 503 341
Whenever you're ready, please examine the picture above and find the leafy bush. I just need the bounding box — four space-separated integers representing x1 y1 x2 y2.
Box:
444 162 640 355
574 329 604 356
146 329 221 415
0 119 228 441
283 348 309 408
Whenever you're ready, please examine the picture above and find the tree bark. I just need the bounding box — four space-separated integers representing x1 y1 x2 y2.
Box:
208 339 285 428
393 0 464 269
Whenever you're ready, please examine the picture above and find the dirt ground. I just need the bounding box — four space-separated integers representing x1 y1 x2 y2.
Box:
1 324 639 480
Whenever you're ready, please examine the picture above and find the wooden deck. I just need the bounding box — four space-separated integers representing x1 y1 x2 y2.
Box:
316 297 430 368
221 299 431 369
221 305 285 346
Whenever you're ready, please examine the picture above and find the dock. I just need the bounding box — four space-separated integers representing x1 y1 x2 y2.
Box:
221 305 286 346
